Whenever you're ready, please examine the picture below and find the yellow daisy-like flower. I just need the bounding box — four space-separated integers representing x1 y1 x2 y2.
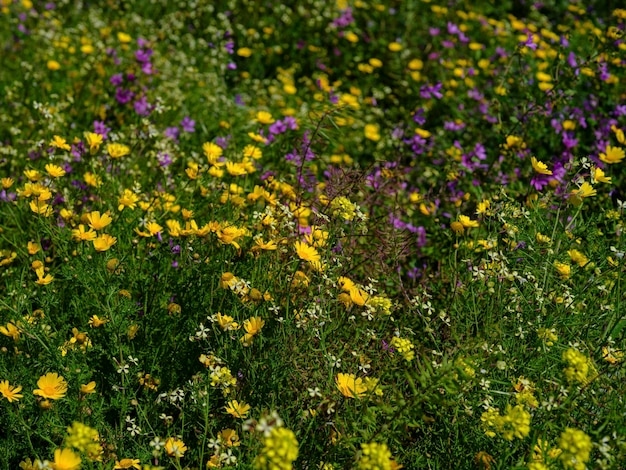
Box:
52 448 81 470
592 166 612 184
335 373 368 399
84 132 103 154
458 214 479 228
243 317 265 336
33 372 68 400
237 47 252 57
294 241 320 264
118 189 139 211
531 156 552 175
49 135 72 151
165 437 187 458
93 234 117 252
86 211 113 231
114 458 141 469
225 400 251 418
44 163 66 178
569 182 596 206
256 111 275 124
554 261 571 280
203 142 223 164
35 267 54 285
599 145 625 164
107 143 131 159
80 381 97 394
72 224 97 242
0 322 20 341
0 380 24 402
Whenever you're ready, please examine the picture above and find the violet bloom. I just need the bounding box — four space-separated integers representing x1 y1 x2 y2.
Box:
134 95 151 116
157 152 173 167
269 120 287 135
224 41 235 54
413 108 426 125
110 73 124 86
94 121 111 139
164 126 180 140
141 62 154 75
420 82 443 99
115 88 134 104
180 116 195 133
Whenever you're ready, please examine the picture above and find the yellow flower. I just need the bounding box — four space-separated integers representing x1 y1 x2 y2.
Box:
531 156 552 175
254 427 299 470
47 60 61 70
349 287 370 306
0 322 20 341
93 234 117 252
599 145 625 164
44 163 66 178
49 135 71 151
203 142 224 164
88 315 109 328
591 166 612 184
86 211 113 230
569 182 596 205
244 317 265 336
80 381 97 394
117 32 132 43
224 400 251 418
84 132 103 154
114 458 141 469
107 143 131 159
358 442 393 470
364 124 381 141
294 241 320 264
84 172 102 187
118 189 139 211
388 41 403 51
35 267 54 285
458 214 479 228
243 145 262 159
602 346 624 364
30 199 53 217
0 380 24 402
164 437 187 458
237 47 252 57
558 428 592 470
256 111 275 124
554 261 571 280
218 428 240 447
52 448 81 470
335 373 367 398
33 372 68 400
72 224 97 242
567 249 588 267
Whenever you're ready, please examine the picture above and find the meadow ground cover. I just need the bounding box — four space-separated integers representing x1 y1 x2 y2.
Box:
0 0 625 468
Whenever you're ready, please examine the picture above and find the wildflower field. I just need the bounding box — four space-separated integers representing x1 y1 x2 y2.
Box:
1 0 626 468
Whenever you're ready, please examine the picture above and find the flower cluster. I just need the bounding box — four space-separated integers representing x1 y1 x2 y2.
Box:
253 427 299 470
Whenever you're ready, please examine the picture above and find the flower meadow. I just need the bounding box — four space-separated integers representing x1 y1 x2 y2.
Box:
1 0 626 468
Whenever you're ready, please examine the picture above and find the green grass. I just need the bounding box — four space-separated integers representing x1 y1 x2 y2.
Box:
0 1 625 469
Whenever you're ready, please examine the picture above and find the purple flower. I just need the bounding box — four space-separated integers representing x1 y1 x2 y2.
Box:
110 73 124 86
135 49 152 63
269 120 287 135
420 82 443 99
134 95 151 116
165 126 180 140
157 152 173 167
180 116 195 133
94 121 111 139
115 88 134 105
224 41 235 54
